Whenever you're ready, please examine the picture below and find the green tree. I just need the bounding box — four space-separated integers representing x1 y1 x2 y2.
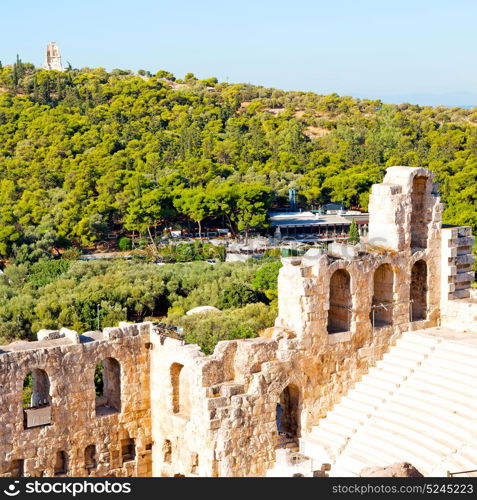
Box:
231 184 272 244
348 219 360 244
174 188 212 237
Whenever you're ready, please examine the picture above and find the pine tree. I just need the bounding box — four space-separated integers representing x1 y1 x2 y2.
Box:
348 219 360 245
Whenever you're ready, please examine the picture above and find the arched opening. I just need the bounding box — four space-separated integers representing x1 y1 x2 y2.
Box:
95 357 121 416
22 369 50 409
327 269 352 334
10 460 24 477
23 369 52 429
84 445 97 470
276 384 300 442
170 363 190 416
411 260 428 321
190 452 199 474
54 451 68 476
121 435 136 463
163 440 172 463
410 176 429 249
371 264 394 327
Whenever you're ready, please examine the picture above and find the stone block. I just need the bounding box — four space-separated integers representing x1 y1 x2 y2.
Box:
36 329 61 341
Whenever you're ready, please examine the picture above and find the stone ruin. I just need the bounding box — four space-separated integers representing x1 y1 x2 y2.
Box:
44 42 64 72
0 166 475 477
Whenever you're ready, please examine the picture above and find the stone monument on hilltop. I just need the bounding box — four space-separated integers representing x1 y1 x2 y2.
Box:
44 42 63 71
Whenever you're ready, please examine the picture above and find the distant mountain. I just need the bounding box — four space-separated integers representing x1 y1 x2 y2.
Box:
375 92 477 109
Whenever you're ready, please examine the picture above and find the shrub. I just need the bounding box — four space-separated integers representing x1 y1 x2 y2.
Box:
28 259 71 287
174 302 276 354
218 282 262 309
62 247 82 260
118 237 132 251
252 259 282 301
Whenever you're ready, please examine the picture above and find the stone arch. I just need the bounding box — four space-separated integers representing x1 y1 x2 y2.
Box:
327 268 352 334
84 445 97 470
10 460 24 477
163 440 172 463
276 384 300 440
54 451 68 476
22 368 50 409
371 263 394 326
411 260 428 321
190 452 199 474
170 362 190 416
94 357 121 416
410 175 430 249
121 434 136 463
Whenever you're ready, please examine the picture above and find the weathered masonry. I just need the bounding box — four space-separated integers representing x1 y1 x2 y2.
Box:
1 166 476 477
148 167 476 477
0 324 152 477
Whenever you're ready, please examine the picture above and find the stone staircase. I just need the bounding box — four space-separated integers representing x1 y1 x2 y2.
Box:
300 329 477 477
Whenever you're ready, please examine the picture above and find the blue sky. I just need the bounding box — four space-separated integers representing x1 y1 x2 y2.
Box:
1 0 477 105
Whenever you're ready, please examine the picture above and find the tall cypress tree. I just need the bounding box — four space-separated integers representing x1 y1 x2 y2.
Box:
348 219 360 244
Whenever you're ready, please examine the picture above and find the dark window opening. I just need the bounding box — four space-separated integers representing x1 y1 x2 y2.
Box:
84 445 97 470
121 437 136 463
371 264 394 327
23 369 51 429
410 176 429 249
327 269 352 334
54 451 68 476
191 453 199 474
411 260 428 321
95 358 121 416
170 363 190 415
276 384 300 444
10 459 24 477
163 440 172 463
22 369 50 409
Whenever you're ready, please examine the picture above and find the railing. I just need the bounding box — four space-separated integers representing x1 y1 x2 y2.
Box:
447 469 477 477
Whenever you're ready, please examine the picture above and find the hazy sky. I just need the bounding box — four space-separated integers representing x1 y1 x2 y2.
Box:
2 0 477 104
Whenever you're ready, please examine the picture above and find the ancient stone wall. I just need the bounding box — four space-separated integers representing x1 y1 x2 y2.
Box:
0 166 474 478
0 323 153 478
148 166 460 477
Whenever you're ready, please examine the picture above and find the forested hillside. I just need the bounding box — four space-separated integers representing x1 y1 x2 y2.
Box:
0 58 476 262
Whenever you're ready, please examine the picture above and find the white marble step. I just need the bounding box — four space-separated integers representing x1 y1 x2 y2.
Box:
418 364 477 386
368 419 456 457
365 366 408 384
342 434 436 474
398 333 441 347
439 341 477 358
387 394 476 435
352 383 392 400
380 352 424 368
347 389 386 407
381 402 472 442
385 344 432 361
409 371 477 401
423 355 477 377
303 332 477 479
359 374 400 392
332 404 372 422
397 379 477 419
